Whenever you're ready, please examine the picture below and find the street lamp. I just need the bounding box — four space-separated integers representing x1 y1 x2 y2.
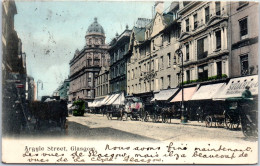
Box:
175 46 187 123
37 80 43 100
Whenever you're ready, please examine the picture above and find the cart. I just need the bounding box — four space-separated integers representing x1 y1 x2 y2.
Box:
226 97 258 137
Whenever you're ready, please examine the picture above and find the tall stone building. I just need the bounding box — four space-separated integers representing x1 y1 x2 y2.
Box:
109 26 131 96
126 3 180 99
229 1 258 77
177 1 229 84
95 66 109 98
68 18 110 102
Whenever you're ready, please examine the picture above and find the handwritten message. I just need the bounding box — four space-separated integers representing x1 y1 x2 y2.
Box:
16 141 256 164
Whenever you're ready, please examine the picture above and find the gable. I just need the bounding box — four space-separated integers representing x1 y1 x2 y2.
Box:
151 13 166 38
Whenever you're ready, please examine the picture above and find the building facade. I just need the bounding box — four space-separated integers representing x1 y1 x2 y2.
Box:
127 3 180 96
109 27 131 95
229 1 258 77
95 66 109 98
58 79 70 100
68 18 110 102
178 1 229 85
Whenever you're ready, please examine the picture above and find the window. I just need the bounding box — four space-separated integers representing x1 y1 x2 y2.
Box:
216 30 221 49
205 7 210 23
94 59 100 66
151 60 154 70
160 77 164 89
167 75 171 88
197 38 208 59
152 40 155 50
161 56 164 69
198 64 208 80
167 53 171 67
186 44 189 61
240 55 249 76
215 1 221 16
217 61 222 77
87 59 92 66
193 14 198 29
186 70 190 82
186 19 189 32
173 56 177 64
131 69 134 79
239 17 248 39
144 63 146 72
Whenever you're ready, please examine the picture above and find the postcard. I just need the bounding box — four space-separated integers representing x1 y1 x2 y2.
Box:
2 0 258 164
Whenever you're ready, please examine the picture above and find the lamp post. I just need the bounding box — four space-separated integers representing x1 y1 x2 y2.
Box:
175 46 187 123
37 80 43 101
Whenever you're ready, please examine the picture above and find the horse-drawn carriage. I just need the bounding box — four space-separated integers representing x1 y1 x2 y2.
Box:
106 105 126 120
225 97 258 137
204 97 258 138
204 101 240 129
140 102 179 123
29 100 68 131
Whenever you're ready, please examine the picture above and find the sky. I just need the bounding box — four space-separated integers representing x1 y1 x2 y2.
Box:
14 0 172 99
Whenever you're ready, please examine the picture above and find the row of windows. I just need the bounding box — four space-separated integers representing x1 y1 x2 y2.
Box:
96 73 109 85
128 53 178 81
184 2 222 33
96 84 109 97
127 75 174 94
110 63 126 79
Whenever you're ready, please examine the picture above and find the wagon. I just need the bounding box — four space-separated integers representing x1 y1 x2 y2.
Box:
106 106 126 120
226 97 258 137
29 100 68 131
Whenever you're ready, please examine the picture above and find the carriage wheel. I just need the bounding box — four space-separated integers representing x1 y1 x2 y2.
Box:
225 116 233 129
232 117 240 129
240 115 258 138
205 116 212 127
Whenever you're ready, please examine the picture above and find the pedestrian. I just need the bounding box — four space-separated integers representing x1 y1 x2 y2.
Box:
242 86 252 98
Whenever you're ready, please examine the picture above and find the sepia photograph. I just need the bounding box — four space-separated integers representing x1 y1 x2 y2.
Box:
1 0 259 164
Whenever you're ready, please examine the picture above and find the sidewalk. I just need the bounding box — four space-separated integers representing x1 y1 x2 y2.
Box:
169 118 206 127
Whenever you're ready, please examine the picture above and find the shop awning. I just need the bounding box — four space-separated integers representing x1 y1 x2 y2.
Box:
103 94 115 105
213 75 258 100
170 86 197 102
106 93 120 105
112 92 125 105
151 88 179 102
191 83 226 100
96 95 110 107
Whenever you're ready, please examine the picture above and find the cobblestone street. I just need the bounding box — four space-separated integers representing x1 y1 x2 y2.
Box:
65 113 256 144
